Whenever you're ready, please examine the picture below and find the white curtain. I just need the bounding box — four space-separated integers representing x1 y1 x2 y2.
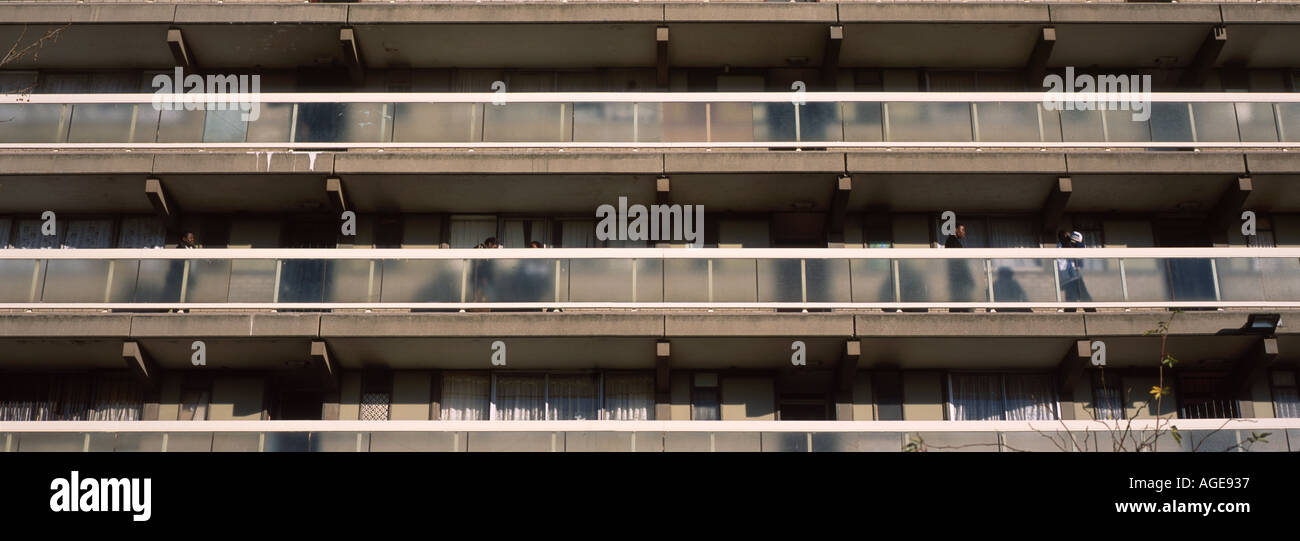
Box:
89 374 142 421
1004 374 1058 420
546 375 597 420
440 373 490 421
14 219 60 249
561 220 597 248
950 374 1004 420
0 375 51 421
178 390 210 421
494 375 545 420
117 216 166 248
449 217 498 248
603 373 654 420
0 218 11 249
62 219 115 248
1094 381 1124 421
1275 388 1299 418
502 219 549 248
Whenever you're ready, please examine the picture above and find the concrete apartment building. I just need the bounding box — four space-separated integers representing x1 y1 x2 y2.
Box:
0 0 1299 452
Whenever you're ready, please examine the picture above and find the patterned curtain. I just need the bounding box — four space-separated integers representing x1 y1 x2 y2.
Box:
603 373 654 420
493 375 545 420
14 219 60 249
1004 374 1058 420
117 216 166 248
1093 379 1125 421
949 374 1004 420
89 374 142 421
0 218 11 249
546 375 597 420
62 219 115 248
440 373 490 421
360 392 391 421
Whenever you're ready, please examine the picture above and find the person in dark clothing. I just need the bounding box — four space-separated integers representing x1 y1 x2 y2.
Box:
945 223 975 312
176 231 199 249
1057 230 1095 312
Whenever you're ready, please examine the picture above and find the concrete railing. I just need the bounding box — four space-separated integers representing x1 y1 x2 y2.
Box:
1 247 1298 310
2 419 1297 452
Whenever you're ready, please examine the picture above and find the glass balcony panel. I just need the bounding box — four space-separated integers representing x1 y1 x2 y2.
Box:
201 108 249 143
41 259 111 302
185 259 233 303
324 259 380 303
662 102 708 142
806 258 852 303
635 258 664 302
469 259 557 303
227 260 277 302
850 258 895 302
573 102 638 143
379 260 464 302
0 260 39 302
973 102 1041 142
1121 258 1172 302
1150 102 1194 142
709 102 754 142
1064 258 1125 302
897 259 989 303
245 102 295 143
1040 105 1063 143
278 260 325 303
1213 258 1265 302
756 259 802 302
1103 109 1151 142
1190 103 1239 142
483 103 570 142
753 102 795 142
1280 103 1300 143
134 259 186 302
989 259 1056 303
568 258 636 302
294 103 392 143
105 260 141 303
1235 102 1279 142
664 259 709 302
799 102 843 142
885 102 972 142
156 108 205 143
393 103 480 143
1260 257 1300 301
67 103 136 143
712 259 758 302
1059 109 1105 142
1124 259 1218 302
0 104 67 143
842 102 883 142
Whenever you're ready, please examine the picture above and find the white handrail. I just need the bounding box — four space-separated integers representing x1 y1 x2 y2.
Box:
0 247 1296 260
7 91 1300 104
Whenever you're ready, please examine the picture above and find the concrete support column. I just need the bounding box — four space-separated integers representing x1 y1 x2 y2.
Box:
655 341 672 420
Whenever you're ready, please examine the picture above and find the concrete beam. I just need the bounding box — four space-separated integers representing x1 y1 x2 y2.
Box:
655 175 671 248
834 340 861 420
122 341 161 390
1025 27 1056 90
326 176 350 215
655 340 671 420
656 26 670 90
1179 26 1228 90
1041 176 1072 239
144 177 179 231
1056 339 1092 420
166 28 194 70
1209 176 1253 237
822 25 844 88
339 28 365 87
827 175 852 244
311 340 340 392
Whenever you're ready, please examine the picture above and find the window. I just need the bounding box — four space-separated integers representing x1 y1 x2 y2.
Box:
0 374 143 421
948 373 1059 421
1270 370 1299 418
691 373 720 420
359 372 391 421
1091 372 1125 421
1177 373 1239 419
436 372 654 420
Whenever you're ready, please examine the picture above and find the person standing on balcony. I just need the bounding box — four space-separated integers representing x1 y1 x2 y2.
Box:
1057 230 1095 313
945 223 974 312
176 231 200 249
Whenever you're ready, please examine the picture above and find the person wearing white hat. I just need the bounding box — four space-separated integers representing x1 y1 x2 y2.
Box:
1057 230 1095 312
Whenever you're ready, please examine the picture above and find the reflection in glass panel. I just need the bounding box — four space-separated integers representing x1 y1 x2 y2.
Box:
1214 258 1264 302
1260 258 1300 301
1067 258 1125 302
245 102 294 143
1280 103 1300 143
278 260 325 302
885 102 971 142
1166 258 1218 302
664 259 708 302
662 102 707 142
973 102 1040 142
1150 102 1194 142
1234 102 1278 142
41 260 111 302
1121 258 1171 302
470 259 556 302
393 103 480 143
228 260 277 302
568 259 636 302
134 259 186 302
1103 109 1151 142
201 108 248 143
324 260 379 303
850 259 894 302
799 102 842 142
756 259 802 302
711 259 757 302
0 260 37 302
709 102 753 142
574 103 637 143
156 108 205 143
897 259 988 303
1059 109 1104 142
753 103 795 142
379 260 464 302
989 259 1056 303
0 104 67 143
1190 103 1239 143
805 258 852 303
67 104 135 143
842 102 883 142
483 103 570 142
185 259 232 303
